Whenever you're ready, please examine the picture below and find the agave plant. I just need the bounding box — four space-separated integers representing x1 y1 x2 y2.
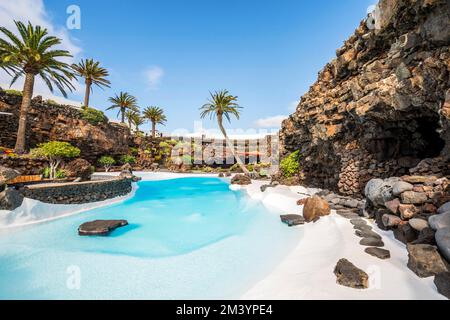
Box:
200 90 249 174
72 58 110 109
107 92 139 124
143 106 167 138
0 21 76 153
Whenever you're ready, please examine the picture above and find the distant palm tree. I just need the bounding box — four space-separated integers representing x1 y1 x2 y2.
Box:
0 21 76 153
200 90 249 174
72 58 110 109
107 92 138 124
125 110 144 132
143 106 167 138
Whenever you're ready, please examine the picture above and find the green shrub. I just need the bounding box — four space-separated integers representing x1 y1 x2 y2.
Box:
81 108 108 125
120 155 136 165
247 164 255 172
5 89 22 96
280 150 301 178
31 141 80 179
129 147 139 156
42 167 66 179
98 156 116 172
45 99 59 106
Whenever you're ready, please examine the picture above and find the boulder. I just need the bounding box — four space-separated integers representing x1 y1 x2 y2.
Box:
412 227 436 245
394 224 418 244
218 173 225 178
0 188 24 211
365 178 399 207
365 247 391 260
408 218 429 232
392 181 414 196
401 176 438 185
401 191 428 205
434 272 450 299
406 244 449 278
384 198 401 214
280 214 305 227
231 174 252 185
429 212 450 230
398 204 419 220
334 258 369 289
0 166 20 185
438 202 450 215
382 214 402 228
64 158 92 181
435 228 450 262
360 237 384 247
302 196 331 222
78 220 128 236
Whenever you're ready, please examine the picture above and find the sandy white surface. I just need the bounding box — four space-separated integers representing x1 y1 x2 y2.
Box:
240 180 445 300
0 172 445 299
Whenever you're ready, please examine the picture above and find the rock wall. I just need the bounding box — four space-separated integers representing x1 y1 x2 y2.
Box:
20 177 132 204
0 155 47 175
280 0 450 196
0 90 133 162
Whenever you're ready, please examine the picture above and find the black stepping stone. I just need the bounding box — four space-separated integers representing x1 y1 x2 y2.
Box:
360 237 384 247
365 247 391 259
280 214 305 227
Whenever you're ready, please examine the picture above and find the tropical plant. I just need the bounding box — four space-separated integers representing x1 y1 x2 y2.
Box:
4 89 22 96
143 106 167 138
42 167 66 179
125 110 144 132
199 90 249 174
71 58 110 109
107 92 138 124
0 21 76 153
30 141 80 179
98 155 116 172
81 107 108 125
280 150 301 178
120 154 136 165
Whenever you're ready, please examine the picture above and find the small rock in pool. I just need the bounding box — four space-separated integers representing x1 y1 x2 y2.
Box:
78 220 128 236
365 247 391 260
360 237 384 247
280 214 305 227
334 258 369 289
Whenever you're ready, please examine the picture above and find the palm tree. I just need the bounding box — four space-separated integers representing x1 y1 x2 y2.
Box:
107 92 138 124
200 90 249 175
143 106 167 138
125 110 144 132
72 58 110 109
0 21 76 153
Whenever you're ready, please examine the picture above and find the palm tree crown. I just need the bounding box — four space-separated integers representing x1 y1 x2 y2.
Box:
125 110 144 131
107 92 138 124
199 90 248 174
0 21 75 153
72 58 110 108
0 21 75 97
143 106 167 137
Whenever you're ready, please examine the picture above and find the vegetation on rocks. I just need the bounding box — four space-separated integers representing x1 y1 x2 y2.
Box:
81 107 108 125
30 141 80 179
98 156 116 172
280 150 301 178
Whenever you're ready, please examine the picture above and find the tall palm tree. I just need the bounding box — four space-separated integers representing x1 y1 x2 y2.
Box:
72 58 110 109
107 92 138 124
0 21 76 153
125 110 144 132
143 106 167 138
200 90 249 174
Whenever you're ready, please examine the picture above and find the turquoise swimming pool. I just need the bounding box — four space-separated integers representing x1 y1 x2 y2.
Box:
0 177 301 299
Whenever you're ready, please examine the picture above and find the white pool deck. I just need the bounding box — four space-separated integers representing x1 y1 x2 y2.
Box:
0 172 445 300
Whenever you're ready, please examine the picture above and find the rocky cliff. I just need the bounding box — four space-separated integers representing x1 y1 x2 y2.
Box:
280 0 450 196
0 89 133 162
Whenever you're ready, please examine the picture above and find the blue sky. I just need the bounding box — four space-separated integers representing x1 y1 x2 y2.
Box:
1 0 375 135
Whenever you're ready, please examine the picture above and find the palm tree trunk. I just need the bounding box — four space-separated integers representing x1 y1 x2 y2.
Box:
152 122 156 138
121 108 125 123
217 115 249 175
14 72 35 154
83 80 91 109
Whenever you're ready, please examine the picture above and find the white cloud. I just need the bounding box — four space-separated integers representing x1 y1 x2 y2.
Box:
144 66 164 90
254 115 287 129
0 0 83 103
